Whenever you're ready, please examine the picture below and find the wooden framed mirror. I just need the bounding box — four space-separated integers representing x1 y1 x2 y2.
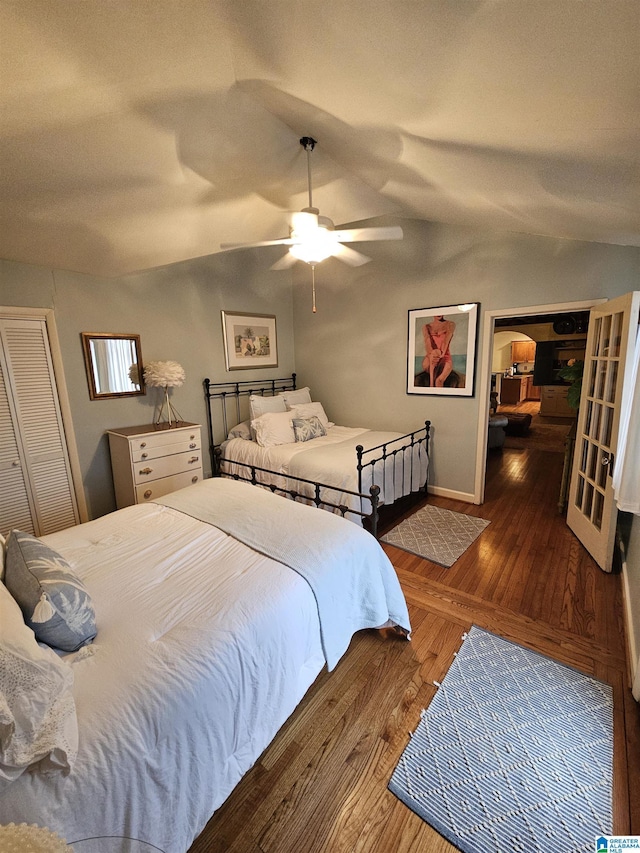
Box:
81 333 145 400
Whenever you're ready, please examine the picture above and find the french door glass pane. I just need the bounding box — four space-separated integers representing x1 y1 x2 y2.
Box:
584 482 594 517
602 405 613 448
601 315 612 355
610 312 623 357
587 443 598 481
597 450 608 489
591 317 602 357
593 490 604 530
590 402 602 441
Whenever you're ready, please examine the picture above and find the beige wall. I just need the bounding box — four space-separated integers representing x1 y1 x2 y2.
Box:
0 254 294 518
292 217 640 497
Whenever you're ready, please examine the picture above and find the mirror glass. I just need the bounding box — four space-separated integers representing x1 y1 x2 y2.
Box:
81 333 145 400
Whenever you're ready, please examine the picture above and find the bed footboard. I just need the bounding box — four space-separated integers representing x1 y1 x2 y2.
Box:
356 421 430 499
220 460 381 537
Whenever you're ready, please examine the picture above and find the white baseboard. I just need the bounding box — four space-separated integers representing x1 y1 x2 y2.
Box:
428 485 476 504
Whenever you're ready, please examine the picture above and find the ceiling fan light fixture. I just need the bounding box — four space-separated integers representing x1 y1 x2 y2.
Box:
289 228 337 264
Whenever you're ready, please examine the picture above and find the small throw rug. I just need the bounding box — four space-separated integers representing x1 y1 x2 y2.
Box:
381 505 490 567
388 626 613 853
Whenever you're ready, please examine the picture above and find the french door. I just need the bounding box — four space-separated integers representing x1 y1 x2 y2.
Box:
567 292 640 571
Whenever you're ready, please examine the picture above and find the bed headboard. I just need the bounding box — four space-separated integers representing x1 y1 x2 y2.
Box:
203 374 297 475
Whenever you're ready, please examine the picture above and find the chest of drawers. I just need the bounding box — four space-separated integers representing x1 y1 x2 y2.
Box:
107 422 203 508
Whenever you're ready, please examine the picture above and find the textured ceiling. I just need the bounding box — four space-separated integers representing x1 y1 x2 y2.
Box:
1 0 639 276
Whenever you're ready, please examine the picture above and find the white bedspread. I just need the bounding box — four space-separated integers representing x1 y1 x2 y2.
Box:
221 424 428 516
0 478 410 853
157 478 411 670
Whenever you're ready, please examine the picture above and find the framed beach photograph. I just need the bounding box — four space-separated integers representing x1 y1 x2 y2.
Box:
407 303 479 396
221 311 278 370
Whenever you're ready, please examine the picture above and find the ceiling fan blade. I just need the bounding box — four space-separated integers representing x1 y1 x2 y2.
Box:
331 244 371 266
220 238 295 250
270 251 299 270
332 225 403 243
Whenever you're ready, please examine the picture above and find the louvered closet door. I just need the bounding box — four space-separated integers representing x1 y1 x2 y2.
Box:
0 318 79 536
0 353 35 534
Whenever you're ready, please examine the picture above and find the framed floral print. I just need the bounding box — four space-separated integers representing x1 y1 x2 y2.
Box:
221 312 278 370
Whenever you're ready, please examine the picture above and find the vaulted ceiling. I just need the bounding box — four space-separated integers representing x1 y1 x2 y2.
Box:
1 1 638 277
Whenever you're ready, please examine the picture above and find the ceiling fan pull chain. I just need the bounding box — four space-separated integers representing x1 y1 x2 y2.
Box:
311 264 317 313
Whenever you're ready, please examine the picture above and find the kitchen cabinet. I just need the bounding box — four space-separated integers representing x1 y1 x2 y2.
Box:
539 386 576 418
511 340 537 362
525 378 541 401
500 377 527 404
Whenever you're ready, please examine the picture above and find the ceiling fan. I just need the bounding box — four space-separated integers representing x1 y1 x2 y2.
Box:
220 137 403 309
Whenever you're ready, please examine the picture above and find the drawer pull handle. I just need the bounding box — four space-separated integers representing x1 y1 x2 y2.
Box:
143 489 152 499
190 434 195 440
12 460 20 467
188 456 199 464
189 443 197 449
192 476 199 484
140 442 147 448
139 467 153 475
141 452 148 459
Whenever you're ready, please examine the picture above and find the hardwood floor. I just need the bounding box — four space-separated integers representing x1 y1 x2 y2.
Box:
190 446 640 852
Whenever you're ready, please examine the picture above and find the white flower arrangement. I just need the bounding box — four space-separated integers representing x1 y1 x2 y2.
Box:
143 360 185 388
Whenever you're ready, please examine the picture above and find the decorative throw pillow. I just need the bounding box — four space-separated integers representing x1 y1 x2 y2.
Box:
292 415 327 443
249 394 287 421
289 401 333 430
280 386 312 408
251 411 296 448
227 420 253 441
4 531 97 653
0 581 78 789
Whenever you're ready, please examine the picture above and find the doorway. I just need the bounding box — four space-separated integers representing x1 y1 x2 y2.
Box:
474 299 602 505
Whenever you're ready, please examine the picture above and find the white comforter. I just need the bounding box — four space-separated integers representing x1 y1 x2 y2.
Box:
222 425 428 517
0 478 410 853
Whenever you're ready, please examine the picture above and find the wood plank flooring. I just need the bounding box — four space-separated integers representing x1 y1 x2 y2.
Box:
189 446 640 852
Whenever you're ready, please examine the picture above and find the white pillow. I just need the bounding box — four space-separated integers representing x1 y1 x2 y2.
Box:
251 411 295 448
0 581 78 790
227 420 252 441
249 394 287 421
280 386 312 408
289 401 333 430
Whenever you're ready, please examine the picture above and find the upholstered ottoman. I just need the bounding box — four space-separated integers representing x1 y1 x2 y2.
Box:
505 412 533 436
488 415 508 449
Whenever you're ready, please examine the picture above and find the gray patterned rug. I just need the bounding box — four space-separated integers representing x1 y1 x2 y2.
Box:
389 626 613 853
381 505 490 567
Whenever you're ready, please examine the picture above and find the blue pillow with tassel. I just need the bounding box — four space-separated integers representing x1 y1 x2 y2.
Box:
4 530 97 652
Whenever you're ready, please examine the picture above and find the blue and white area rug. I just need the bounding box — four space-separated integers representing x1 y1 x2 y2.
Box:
389 626 613 853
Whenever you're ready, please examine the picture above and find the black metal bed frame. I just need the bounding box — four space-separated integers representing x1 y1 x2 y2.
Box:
204 374 298 475
203 374 431 536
